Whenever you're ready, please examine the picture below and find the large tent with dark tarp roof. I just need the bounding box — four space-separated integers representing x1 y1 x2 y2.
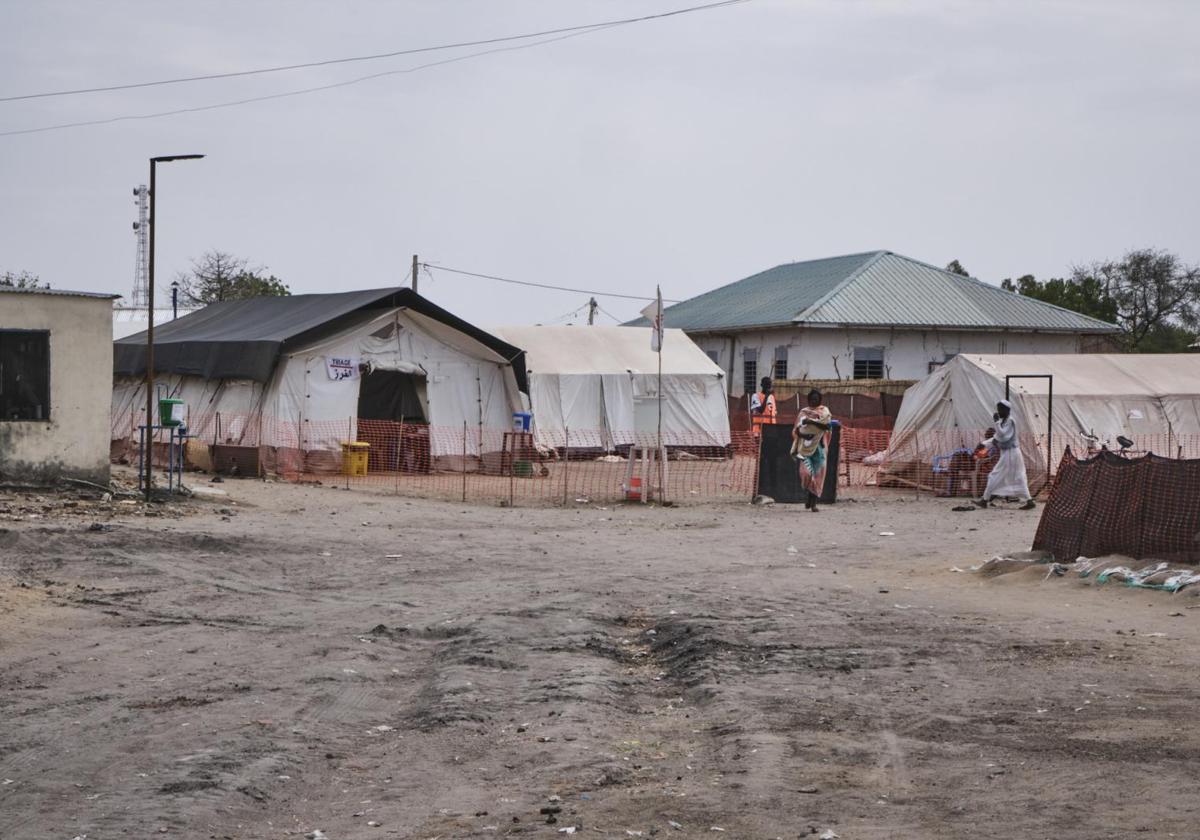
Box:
111 288 527 471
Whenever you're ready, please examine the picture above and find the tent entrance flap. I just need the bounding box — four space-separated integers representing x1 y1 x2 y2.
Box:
357 371 428 424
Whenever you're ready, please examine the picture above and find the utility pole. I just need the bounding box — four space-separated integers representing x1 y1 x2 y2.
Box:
587 297 598 325
412 254 419 294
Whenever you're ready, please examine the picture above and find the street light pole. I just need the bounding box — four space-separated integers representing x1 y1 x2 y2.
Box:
144 153 204 499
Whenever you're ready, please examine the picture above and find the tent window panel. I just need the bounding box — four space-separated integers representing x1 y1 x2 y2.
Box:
853 346 885 380
0 330 50 421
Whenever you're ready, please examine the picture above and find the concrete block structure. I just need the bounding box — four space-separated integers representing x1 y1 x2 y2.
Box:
0 287 119 484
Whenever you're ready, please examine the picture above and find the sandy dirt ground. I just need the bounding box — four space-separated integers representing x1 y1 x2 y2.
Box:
1 474 1198 840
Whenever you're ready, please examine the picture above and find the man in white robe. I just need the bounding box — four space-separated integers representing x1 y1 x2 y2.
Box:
974 399 1035 510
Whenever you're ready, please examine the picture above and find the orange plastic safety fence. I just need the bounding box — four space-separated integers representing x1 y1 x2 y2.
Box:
109 409 1200 507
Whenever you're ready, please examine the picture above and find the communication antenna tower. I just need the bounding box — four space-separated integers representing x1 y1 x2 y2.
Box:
131 185 149 308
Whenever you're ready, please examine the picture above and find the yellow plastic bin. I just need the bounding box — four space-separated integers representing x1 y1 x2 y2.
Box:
341 441 370 476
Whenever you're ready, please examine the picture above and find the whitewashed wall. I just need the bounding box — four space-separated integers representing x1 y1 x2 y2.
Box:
692 327 1083 396
0 292 114 483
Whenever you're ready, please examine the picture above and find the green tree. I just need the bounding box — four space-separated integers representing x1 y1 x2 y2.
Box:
945 259 970 276
0 270 48 289
1080 249 1199 351
176 250 290 305
1001 249 1200 352
999 274 1118 324
1134 322 1197 353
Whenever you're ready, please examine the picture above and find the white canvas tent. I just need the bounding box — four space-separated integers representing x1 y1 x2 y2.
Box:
889 354 1200 466
112 289 525 467
490 325 730 449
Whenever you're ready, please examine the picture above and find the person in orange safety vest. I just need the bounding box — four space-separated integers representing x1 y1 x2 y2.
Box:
749 376 778 437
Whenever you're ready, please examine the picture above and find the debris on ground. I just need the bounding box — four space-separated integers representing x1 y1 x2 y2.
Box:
0 481 194 523
975 551 1054 576
1075 557 1200 592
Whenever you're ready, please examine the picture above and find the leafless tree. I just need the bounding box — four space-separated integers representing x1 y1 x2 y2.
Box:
175 250 289 305
1073 249 1200 350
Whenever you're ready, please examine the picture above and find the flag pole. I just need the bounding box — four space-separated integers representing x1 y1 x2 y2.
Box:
641 286 666 504
657 333 664 503
656 286 665 503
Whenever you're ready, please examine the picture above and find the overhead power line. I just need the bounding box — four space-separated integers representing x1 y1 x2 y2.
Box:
425 264 680 304
596 303 631 324
0 1 755 139
541 300 593 325
0 0 752 103
0 25 618 137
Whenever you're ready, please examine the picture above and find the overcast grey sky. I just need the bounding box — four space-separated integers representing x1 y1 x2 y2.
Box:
2 0 1198 325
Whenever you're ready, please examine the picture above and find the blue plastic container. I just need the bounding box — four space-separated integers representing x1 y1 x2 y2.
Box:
512 412 532 432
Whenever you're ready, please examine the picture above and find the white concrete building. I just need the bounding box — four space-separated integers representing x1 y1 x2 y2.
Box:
634 251 1119 396
0 287 119 484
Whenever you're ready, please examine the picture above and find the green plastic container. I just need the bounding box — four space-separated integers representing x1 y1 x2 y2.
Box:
158 398 185 427
513 460 533 477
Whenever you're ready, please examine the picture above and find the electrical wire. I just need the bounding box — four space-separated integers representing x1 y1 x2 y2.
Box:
0 0 753 103
0 25 619 138
596 303 632 324
540 300 592 325
425 264 680 304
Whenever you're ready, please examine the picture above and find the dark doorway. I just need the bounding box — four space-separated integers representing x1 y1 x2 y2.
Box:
1 330 50 421
357 370 426 423
356 371 430 474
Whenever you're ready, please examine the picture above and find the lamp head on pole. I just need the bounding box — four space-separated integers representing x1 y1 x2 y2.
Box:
151 154 205 163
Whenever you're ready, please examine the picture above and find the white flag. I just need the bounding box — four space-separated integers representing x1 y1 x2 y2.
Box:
640 286 663 353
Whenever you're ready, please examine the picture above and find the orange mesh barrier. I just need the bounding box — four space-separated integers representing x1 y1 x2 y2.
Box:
109 407 1200 507
1033 448 1200 564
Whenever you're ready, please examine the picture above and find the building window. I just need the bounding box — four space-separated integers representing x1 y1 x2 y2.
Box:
853 346 884 380
929 352 957 374
773 346 788 381
0 330 50 421
742 348 758 394
705 349 720 366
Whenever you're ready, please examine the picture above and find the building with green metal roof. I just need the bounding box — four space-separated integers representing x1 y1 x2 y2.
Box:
628 250 1119 396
